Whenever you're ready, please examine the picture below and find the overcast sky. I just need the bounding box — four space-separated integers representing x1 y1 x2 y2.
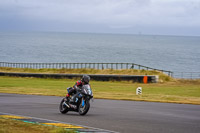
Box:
0 0 200 36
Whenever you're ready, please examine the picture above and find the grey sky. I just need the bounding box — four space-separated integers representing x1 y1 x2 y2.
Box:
0 0 200 36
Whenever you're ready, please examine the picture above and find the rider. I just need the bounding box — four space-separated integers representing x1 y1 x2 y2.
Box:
66 75 90 103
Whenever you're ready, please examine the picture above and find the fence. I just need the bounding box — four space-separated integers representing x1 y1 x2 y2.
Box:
0 62 173 76
172 72 200 79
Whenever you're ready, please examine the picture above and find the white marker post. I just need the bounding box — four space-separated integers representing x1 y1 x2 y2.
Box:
136 87 142 95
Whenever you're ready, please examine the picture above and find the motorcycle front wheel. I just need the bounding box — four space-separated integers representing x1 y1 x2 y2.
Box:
59 98 69 114
78 100 90 115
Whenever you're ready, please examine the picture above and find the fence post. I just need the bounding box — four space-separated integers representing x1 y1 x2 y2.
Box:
102 63 104 70
130 64 134 69
168 71 170 77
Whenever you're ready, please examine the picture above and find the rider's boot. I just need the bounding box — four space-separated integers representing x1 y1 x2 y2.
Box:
70 93 79 104
69 95 75 103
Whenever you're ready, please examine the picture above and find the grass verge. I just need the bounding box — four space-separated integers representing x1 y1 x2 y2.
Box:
0 117 75 133
0 76 199 105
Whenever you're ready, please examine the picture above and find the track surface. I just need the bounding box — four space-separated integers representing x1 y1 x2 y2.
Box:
0 93 200 133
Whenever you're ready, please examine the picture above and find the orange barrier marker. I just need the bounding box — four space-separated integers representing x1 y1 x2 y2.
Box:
143 76 148 84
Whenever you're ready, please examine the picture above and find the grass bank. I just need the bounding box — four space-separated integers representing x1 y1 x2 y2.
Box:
0 76 199 105
0 67 172 82
0 117 74 133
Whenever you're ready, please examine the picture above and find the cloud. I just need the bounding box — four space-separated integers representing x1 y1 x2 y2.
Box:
0 0 200 35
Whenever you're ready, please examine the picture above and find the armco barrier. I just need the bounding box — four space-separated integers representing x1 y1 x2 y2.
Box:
0 72 158 83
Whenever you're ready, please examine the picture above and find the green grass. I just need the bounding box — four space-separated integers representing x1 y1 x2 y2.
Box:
0 76 200 105
0 117 75 133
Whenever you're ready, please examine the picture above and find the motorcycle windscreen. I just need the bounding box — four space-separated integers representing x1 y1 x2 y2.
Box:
82 84 92 96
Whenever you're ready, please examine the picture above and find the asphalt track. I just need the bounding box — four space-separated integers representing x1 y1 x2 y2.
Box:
0 93 200 133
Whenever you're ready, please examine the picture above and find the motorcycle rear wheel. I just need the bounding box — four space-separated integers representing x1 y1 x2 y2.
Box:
59 98 69 114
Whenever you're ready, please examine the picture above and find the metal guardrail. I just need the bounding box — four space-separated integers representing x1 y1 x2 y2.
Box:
0 62 173 76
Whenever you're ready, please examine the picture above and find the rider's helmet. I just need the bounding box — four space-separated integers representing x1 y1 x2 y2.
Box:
81 75 90 84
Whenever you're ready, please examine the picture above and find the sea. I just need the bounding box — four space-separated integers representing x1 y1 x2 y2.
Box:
0 32 200 78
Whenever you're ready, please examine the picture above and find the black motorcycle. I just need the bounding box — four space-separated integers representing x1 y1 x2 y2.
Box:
59 84 93 115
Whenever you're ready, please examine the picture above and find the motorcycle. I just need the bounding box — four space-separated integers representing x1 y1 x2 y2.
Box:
59 84 93 115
